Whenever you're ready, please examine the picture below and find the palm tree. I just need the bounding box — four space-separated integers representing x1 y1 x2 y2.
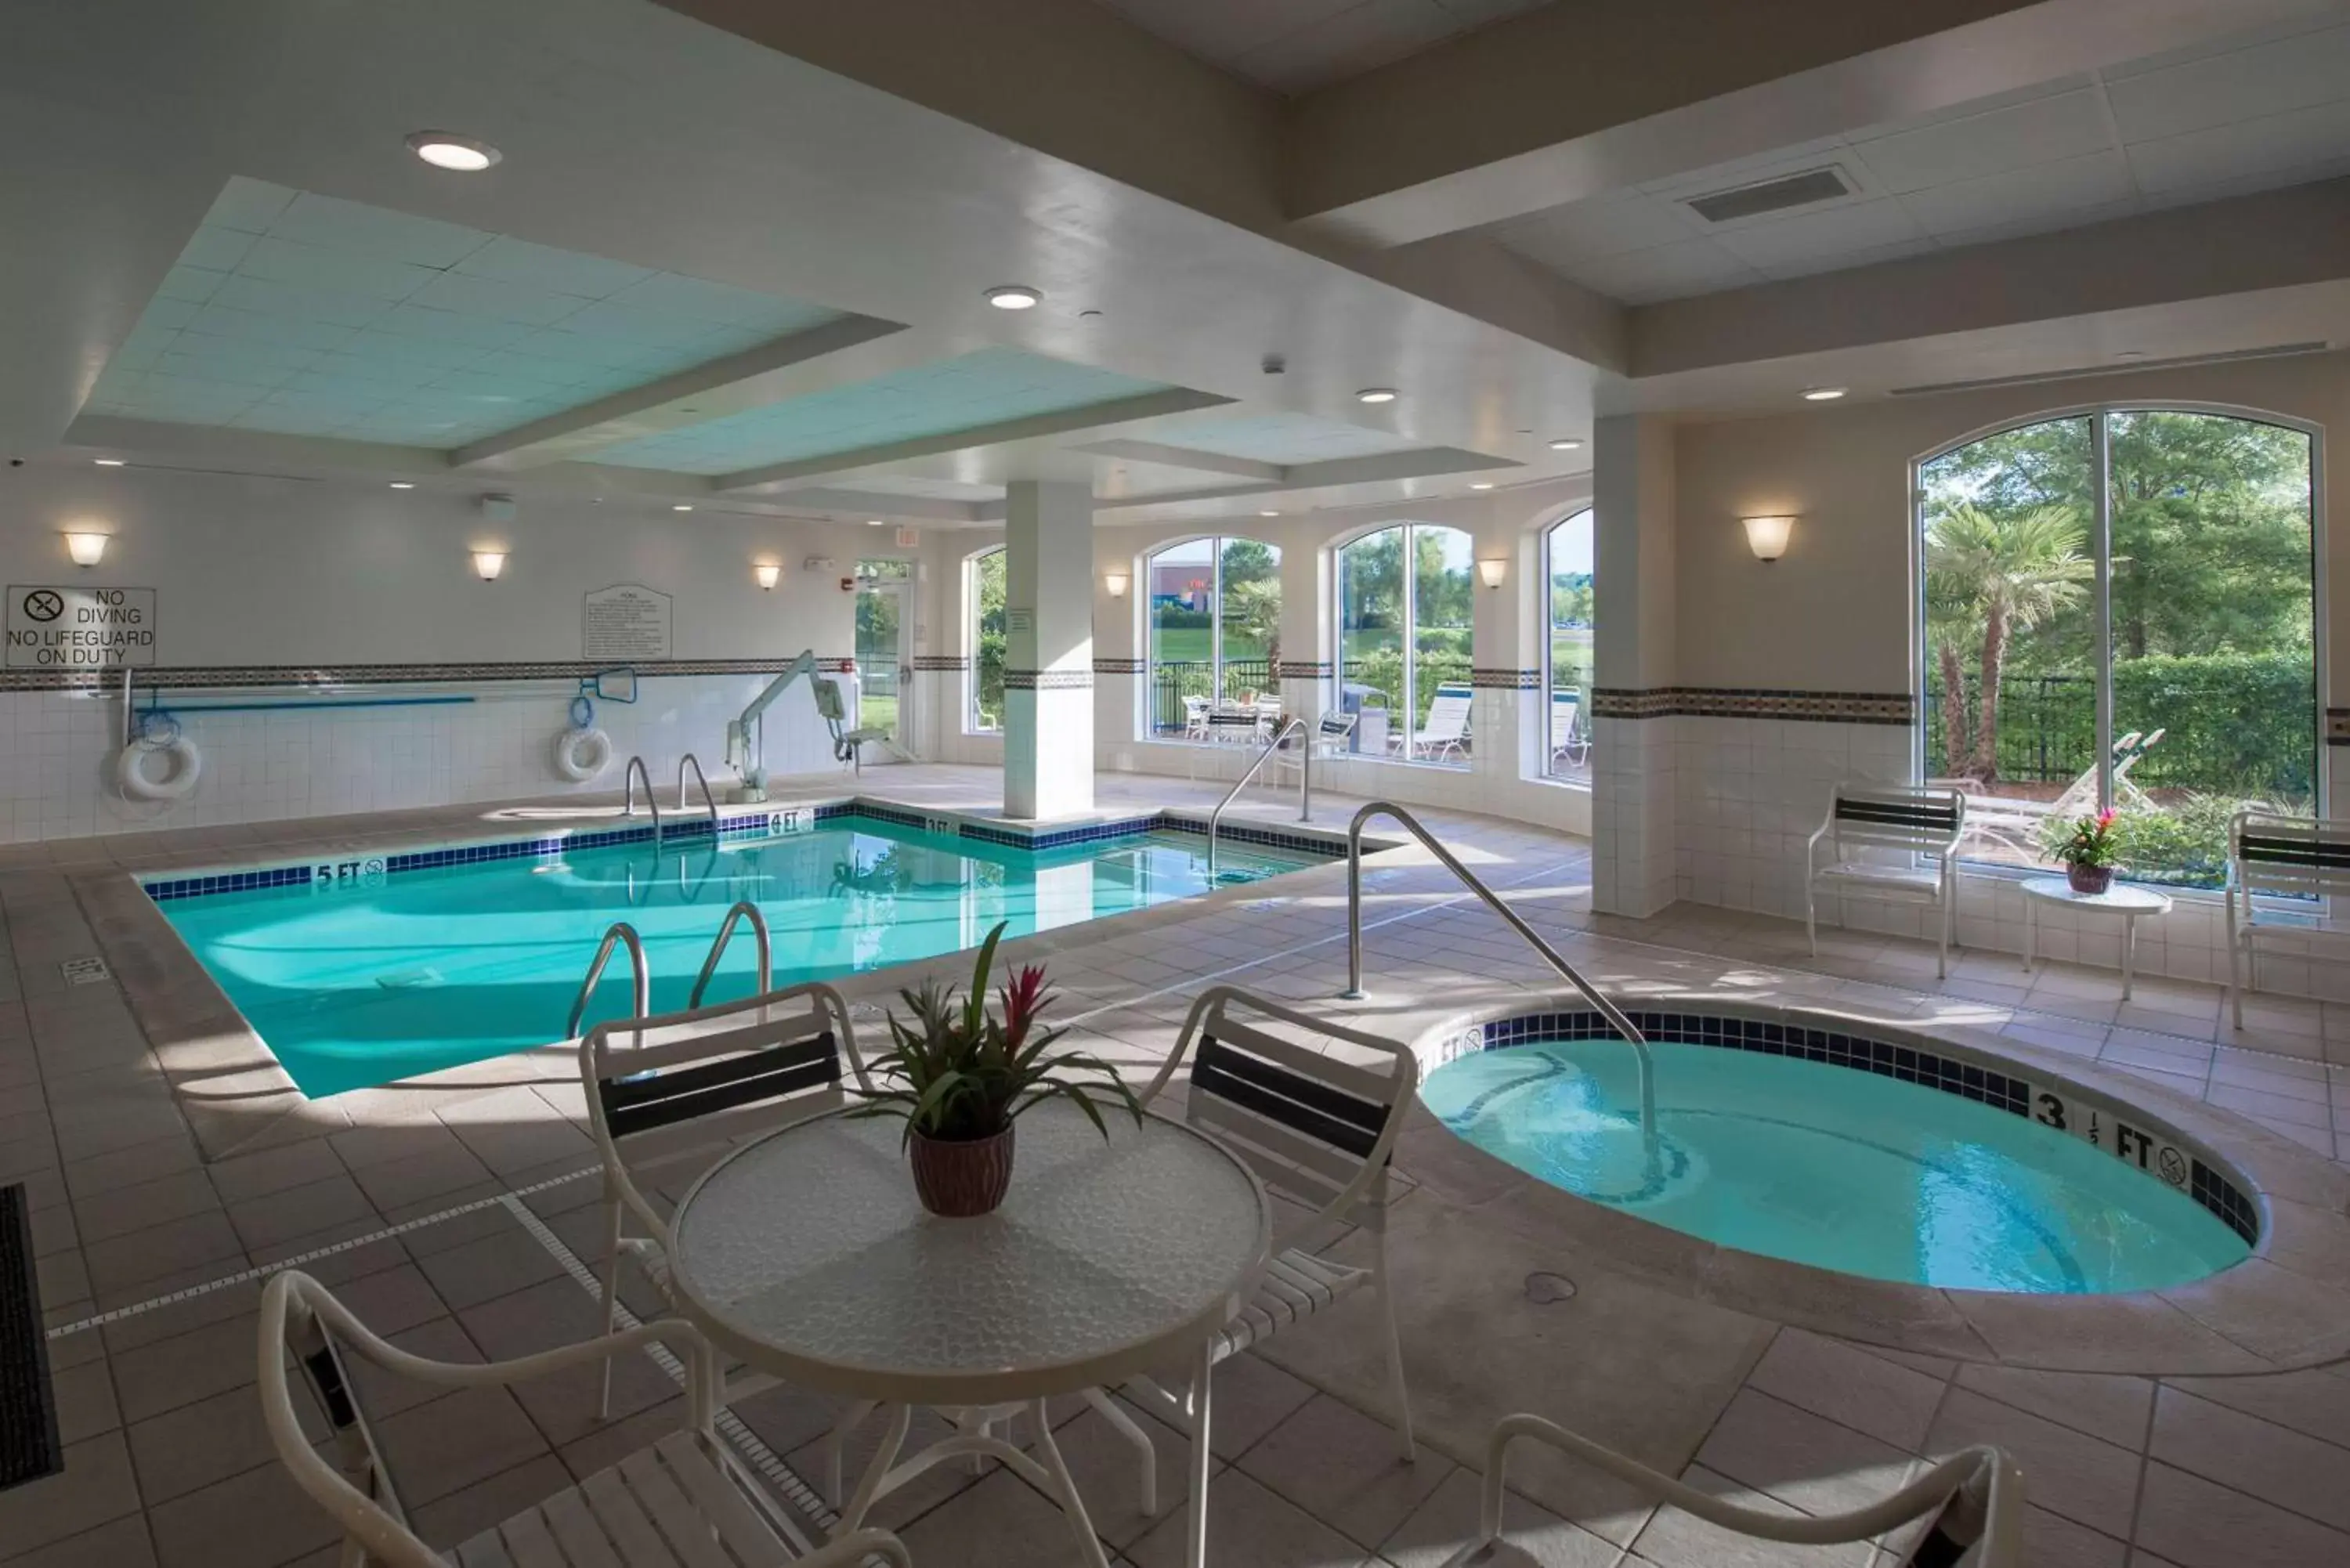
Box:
1924 502 2092 783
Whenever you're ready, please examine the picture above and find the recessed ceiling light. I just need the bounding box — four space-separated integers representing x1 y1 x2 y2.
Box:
92 457 125 467
405 131 501 172
1259 509 1281 517
388 481 414 490
986 286 1042 310
1079 309 1103 319
1548 438 1582 451
672 504 695 512
1470 482 1495 490
2113 349 2146 360
866 518 885 526
1355 388 1398 404
1802 386 1847 401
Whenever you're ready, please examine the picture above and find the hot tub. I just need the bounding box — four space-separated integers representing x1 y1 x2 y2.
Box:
1421 1006 2255 1294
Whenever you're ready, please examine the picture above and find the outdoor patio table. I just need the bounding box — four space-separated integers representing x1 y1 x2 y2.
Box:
2017 876 2173 1000
666 1099 1272 1568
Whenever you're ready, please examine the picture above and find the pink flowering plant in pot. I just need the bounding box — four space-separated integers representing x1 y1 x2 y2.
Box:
851 921 1142 1217
2054 807 2120 894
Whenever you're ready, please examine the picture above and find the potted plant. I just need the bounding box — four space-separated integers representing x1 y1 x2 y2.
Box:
2054 807 2120 894
851 922 1143 1217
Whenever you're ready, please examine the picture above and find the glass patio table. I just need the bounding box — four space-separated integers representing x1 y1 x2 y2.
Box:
667 1100 1271 1568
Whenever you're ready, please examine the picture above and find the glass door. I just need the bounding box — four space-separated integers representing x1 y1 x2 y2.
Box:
855 565 910 746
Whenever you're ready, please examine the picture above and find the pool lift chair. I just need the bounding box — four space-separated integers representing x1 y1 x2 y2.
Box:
725 650 892 797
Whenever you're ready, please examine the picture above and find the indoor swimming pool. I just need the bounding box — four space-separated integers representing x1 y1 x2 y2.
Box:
155 811 1328 1097
1423 1009 2255 1294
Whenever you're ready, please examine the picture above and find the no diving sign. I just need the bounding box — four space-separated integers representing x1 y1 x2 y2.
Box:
6 584 157 669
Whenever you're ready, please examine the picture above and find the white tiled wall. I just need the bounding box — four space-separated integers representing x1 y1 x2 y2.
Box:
1667 714 2350 1002
0 674 844 844
1592 716 1676 917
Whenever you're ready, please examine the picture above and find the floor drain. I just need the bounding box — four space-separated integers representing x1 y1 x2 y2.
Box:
1524 1271 1577 1304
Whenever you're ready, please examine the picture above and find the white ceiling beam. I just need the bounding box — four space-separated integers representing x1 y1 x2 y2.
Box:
452 315 909 471
1070 438 1285 482
711 387 1233 493
1283 0 2350 247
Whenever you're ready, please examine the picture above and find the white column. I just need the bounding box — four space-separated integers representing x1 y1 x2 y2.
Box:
1003 479 1096 819
1277 541 1325 735
1592 415 1679 917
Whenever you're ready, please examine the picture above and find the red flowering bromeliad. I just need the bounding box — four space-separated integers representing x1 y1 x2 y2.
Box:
849 920 1144 1148
2053 807 2120 893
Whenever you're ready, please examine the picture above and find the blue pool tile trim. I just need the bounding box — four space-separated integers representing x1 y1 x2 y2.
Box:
141 804 1346 903
1476 1008 2260 1248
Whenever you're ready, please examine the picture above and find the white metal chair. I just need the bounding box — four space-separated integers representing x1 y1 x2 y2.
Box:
1271 710 1357 793
1438 1413 2020 1568
580 979 866 1418
1806 782 1967 978
2227 808 2350 1027
1549 690 1587 769
1104 987 1419 1506
258 1268 913 1568
1180 695 1212 742
1408 682 1473 761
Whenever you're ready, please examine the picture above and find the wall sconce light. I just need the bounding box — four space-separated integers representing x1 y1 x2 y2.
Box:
1477 558 1507 590
754 561 782 591
471 548 508 581
63 531 110 568
1103 570 1130 598
1742 515 1795 562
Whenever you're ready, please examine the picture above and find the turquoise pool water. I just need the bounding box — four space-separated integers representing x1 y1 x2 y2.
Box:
1423 1036 2251 1292
161 818 1322 1097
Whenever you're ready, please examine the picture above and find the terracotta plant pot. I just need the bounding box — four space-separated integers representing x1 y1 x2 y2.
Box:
2067 862 2114 895
909 1124 1016 1217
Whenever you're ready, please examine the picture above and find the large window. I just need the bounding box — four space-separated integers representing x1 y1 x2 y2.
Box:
1918 409 2316 889
1144 536 1281 738
966 546 1005 733
1543 508 1594 782
1336 523 1474 765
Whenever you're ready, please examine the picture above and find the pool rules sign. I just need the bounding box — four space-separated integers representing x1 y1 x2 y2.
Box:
6 584 157 670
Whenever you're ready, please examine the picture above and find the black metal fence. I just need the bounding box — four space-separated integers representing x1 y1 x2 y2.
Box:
1148 658 1273 733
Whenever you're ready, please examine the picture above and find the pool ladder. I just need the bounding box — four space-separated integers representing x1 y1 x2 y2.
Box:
1336 800 1658 1172
563 901 776 1039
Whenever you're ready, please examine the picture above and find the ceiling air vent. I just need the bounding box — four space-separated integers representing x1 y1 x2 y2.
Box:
1685 167 1853 224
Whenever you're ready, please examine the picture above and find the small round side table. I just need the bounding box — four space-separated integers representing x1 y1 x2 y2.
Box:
2017 876 2173 999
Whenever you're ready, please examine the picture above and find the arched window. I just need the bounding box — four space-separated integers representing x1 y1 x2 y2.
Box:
1144 536 1282 738
1542 508 1594 780
1917 408 2316 888
1335 522 1473 765
965 545 1006 733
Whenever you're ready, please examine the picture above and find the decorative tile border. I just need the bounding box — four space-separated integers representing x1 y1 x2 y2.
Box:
142 801 1350 904
1465 1007 2258 1247
1 657 854 695
911 655 969 673
1001 669 1094 691
1470 667 1541 690
1091 657 1147 675
1588 687 1914 724
1274 660 1333 680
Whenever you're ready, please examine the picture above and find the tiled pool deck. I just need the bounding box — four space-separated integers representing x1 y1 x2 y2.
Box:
3 765 2349 1566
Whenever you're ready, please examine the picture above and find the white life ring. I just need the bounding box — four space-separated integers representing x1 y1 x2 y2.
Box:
118 736 202 801
551 726 613 782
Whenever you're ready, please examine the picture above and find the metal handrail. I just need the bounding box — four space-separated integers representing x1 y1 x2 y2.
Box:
678 752 718 832
689 901 772 1010
565 921 649 1039
1339 801 1655 1153
1206 716 1308 876
621 755 662 849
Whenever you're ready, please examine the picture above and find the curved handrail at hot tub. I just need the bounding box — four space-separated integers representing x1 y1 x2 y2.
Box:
1339 801 1655 1165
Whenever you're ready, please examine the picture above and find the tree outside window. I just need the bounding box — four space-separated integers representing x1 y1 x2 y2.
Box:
1919 410 2315 888
967 547 1006 733
1144 537 1282 735
1337 522 1474 765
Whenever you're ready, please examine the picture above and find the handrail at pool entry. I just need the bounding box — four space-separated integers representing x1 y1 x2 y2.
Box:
1441 1414 2022 1568
678 751 718 825
689 901 772 1010
566 921 649 1039
1206 715 1309 876
621 755 662 850
1340 800 1657 1160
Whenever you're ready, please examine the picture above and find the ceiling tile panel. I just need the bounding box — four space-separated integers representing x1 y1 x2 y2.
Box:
1150 410 1430 464
2127 97 2350 193
1894 150 2136 239
1566 238 1761 303
1850 89 2113 193
1712 197 1925 269
594 347 1176 475
91 176 851 448
2104 22 2350 143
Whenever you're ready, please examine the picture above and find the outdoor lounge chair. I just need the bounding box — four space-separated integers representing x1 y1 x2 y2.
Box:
1408 682 1473 761
1807 782 1968 977
1945 730 2163 858
1549 689 1588 768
